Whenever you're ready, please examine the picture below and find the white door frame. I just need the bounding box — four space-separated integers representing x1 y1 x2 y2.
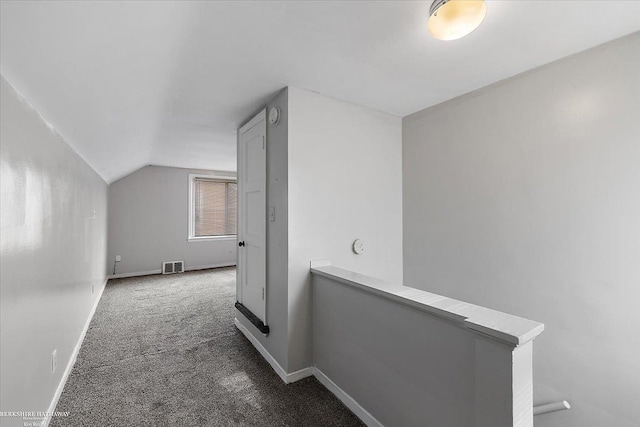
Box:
237 109 267 325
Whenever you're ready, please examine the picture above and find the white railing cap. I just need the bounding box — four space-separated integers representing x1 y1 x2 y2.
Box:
311 265 544 347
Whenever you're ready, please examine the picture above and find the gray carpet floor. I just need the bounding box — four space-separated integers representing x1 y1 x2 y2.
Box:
52 268 363 427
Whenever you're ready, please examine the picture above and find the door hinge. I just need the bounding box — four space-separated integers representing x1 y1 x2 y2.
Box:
262 135 265 149
262 288 265 300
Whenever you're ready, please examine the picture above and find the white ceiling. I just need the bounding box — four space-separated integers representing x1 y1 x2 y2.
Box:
2 1 639 183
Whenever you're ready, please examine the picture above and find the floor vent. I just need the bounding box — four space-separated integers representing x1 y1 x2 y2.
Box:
162 260 184 275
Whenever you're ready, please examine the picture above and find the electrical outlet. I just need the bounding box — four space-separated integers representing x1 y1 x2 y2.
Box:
52 349 57 374
115 255 122 262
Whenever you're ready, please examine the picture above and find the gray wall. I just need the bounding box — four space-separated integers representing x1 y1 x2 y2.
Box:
0 76 108 427
402 33 640 427
108 165 236 276
236 87 403 374
236 88 291 370
287 87 404 371
313 272 535 427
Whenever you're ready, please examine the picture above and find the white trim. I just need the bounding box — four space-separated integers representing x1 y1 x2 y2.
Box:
234 317 313 384
188 235 236 243
310 259 331 269
43 277 108 427
235 314 382 426
188 173 238 241
287 366 314 383
313 368 384 427
42 274 379 427
236 108 268 323
311 265 544 347
188 173 237 181
109 269 162 279
234 317 288 383
187 262 236 272
109 262 236 279
239 108 266 133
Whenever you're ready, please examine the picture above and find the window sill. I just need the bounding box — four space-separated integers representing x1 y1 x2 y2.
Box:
188 236 237 243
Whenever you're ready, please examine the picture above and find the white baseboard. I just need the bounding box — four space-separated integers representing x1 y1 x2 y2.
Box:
313 367 383 427
187 262 236 272
233 318 313 384
234 317 288 383
288 366 314 383
232 320 382 427
43 277 108 427
41 279 377 427
233 316 381 426
109 269 161 279
109 262 236 279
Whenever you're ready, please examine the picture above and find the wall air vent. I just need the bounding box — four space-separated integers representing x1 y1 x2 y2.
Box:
174 261 184 273
162 260 185 275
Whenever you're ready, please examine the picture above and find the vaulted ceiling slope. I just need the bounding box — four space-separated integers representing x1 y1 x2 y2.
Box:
2 1 639 183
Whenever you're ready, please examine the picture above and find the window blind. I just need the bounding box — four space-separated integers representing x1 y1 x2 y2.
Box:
193 178 237 237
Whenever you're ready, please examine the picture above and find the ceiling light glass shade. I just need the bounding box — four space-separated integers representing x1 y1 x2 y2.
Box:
428 0 487 41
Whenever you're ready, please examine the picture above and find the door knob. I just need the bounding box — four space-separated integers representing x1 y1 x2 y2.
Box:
238 241 245 247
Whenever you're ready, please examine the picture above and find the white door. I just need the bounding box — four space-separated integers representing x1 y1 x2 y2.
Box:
237 109 267 323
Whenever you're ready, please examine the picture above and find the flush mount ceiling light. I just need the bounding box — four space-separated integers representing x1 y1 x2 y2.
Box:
428 0 487 41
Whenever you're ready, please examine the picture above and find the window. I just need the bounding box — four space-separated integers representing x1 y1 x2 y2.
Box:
188 175 237 241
